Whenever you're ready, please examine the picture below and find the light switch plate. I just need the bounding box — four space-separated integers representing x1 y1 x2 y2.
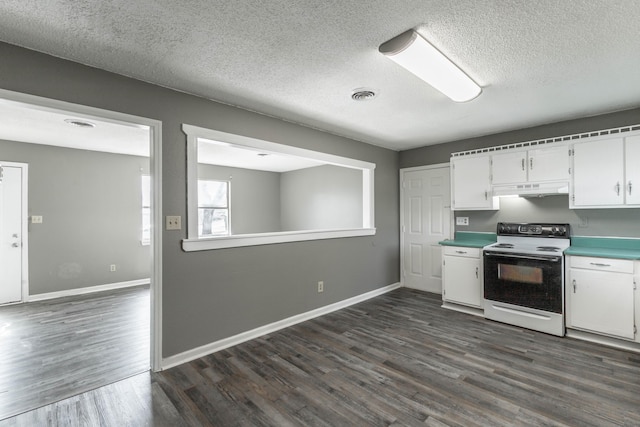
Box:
456 217 469 226
166 215 182 230
31 215 43 224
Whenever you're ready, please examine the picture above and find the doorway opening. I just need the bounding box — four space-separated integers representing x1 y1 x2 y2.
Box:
0 89 162 419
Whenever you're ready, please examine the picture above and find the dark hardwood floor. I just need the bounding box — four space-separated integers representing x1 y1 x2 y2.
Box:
0 285 150 420
2 288 639 426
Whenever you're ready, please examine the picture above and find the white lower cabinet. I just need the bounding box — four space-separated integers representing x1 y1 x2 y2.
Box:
566 256 636 340
442 246 482 308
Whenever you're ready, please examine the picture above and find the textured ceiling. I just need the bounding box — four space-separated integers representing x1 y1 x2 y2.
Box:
0 0 639 151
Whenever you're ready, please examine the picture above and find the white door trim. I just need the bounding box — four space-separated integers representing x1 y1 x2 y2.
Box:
0 88 163 372
0 161 28 303
399 163 454 289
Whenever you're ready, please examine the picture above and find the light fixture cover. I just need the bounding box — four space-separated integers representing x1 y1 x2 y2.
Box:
379 30 481 102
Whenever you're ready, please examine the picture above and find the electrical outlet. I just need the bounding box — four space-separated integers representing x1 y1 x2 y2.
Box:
166 215 182 230
31 215 43 224
456 217 469 226
317 281 324 293
110 264 116 272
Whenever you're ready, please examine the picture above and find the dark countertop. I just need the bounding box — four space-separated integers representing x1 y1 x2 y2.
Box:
439 231 497 248
565 236 640 260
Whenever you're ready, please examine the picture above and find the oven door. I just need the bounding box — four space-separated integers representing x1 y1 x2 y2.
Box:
483 251 563 313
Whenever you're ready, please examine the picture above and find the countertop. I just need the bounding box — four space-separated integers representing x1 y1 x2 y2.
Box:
565 236 640 260
439 231 497 248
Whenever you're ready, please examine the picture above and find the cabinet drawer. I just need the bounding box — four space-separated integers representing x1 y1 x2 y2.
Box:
443 246 480 258
569 256 633 274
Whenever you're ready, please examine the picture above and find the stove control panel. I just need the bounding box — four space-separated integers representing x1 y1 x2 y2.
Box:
497 222 570 238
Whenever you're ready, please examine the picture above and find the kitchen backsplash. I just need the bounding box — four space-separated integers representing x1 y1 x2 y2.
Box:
456 195 640 238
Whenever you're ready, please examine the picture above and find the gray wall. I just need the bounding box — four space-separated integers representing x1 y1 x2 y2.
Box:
456 196 640 238
0 42 399 358
0 139 150 295
280 165 362 231
399 108 640 238
198 164 281 234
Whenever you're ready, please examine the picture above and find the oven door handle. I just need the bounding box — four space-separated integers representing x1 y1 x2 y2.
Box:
484 252 561 262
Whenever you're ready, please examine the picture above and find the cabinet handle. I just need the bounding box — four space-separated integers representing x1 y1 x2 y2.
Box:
589 262 611 267
572 279 576 293
530 157 533 170
629 181 633 196
521 158 525 171
475 267 479 278
615 182 620 196
455 250 467 254
484 190 488 200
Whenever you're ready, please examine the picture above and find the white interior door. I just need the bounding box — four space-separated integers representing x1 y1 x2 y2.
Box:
0 163 27 304
401 166 451 293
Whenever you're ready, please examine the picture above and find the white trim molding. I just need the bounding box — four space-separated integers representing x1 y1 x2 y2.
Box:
183 227 376 251
27 279 151 302
162 282 401 370
182 123 376 251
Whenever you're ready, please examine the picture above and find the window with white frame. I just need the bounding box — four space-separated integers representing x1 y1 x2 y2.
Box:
141 175 151 245
198 180 230 237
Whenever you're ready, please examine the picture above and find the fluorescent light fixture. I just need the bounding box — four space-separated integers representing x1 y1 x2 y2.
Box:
379 29 481 102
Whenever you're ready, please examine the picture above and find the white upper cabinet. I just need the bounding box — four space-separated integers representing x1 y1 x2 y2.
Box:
491 151 527 184
492 144 569 185
451 155 498 210
625 135 640 205
528 145 571 182
571 136 640 208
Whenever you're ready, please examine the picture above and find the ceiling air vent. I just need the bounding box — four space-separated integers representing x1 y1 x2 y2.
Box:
351 88 377 101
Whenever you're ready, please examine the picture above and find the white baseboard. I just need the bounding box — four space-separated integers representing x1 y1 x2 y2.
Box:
27 278 151 302
162 282 402 370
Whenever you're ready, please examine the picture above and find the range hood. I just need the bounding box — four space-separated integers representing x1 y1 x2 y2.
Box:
492 181 569 198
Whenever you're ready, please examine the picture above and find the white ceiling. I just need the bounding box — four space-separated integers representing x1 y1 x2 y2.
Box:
0 1 639 151
198 138 325 172
0 99 150 156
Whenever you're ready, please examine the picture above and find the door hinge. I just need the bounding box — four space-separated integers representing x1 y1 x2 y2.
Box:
569 148 574 156
568 167 571 175
635 325 637 334
572 194 575 202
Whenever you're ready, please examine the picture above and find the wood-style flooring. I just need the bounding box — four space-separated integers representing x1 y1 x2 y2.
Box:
2 288 640 426
0 286 149 420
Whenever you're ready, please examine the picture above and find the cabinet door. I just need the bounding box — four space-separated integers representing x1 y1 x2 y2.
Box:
451 156 494 210
528 145 570 182
568 268 635 339
443 255 481 307
572 138 624 207
625 136 640 205
491 151 527 184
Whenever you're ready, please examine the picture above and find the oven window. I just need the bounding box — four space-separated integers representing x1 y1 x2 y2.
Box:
498 264 543 285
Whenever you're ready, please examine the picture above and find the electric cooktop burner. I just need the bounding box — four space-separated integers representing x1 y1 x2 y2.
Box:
536 246 561 252
493 243 515 248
